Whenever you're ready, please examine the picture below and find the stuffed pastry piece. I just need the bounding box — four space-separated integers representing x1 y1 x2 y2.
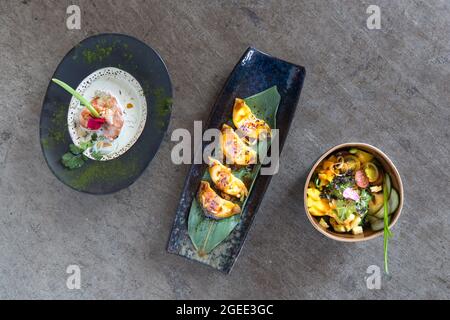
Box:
208 157 248 199
221 124 257 165
198 181 241 220
232 98 271 144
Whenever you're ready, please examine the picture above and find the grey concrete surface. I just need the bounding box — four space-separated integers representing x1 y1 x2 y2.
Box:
0 0 449 299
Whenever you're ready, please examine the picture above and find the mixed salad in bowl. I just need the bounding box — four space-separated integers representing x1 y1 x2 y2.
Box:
307 148 399 234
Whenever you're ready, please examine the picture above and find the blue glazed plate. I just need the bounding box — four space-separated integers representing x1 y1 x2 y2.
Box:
40 34 172 194
167 47 306 273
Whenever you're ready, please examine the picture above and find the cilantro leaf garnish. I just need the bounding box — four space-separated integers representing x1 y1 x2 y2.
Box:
61 140 100 170
69 144 84 155
61 152 85 170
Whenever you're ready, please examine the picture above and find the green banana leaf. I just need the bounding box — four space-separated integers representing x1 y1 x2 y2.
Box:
188 86 281 256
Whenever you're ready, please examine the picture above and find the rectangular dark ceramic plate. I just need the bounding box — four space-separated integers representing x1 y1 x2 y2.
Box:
167 47 306 273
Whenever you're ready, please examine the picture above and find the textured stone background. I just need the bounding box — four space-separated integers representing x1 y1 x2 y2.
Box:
0 0 449 299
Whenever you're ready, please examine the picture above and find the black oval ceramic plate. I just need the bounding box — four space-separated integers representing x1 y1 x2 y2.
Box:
167 47 306 273
40 34 172 194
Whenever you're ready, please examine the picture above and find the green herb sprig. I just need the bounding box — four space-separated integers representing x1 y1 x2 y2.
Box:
61 140 100 170
62 144 89 170
383 173 393 274
356 189 372 217
52 78 100 118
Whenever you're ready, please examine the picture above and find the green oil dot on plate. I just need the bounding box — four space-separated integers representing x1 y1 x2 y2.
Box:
82 45 114 64
153 87 172 129
44 105 69 148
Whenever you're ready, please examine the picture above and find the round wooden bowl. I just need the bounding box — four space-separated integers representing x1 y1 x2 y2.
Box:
304 143 404 242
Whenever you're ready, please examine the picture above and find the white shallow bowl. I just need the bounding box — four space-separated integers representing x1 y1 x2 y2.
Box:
67 67 147 161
